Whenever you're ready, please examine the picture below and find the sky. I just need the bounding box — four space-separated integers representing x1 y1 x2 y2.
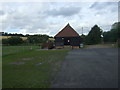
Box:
0 1 118 36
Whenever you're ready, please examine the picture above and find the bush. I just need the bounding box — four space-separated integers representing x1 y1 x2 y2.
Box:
41 42 54 49
2 39 9 45
48 42 54 49
8 36 23 45
118 39 120 48
27 35 49 44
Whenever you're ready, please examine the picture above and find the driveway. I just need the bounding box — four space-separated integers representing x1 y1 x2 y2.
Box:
51 48 118 88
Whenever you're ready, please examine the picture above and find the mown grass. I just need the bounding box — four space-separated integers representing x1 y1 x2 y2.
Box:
2 46 40 56
2 46 69 88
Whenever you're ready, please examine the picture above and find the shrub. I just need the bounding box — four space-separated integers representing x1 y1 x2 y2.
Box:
8 36 23 45
2 39 9 45
118 39 120 48
41 42 54 49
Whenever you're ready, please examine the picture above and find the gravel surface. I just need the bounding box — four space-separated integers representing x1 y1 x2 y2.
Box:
51 48 118 88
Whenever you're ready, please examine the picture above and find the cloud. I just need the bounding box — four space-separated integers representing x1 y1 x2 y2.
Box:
0 10 5 15
89 2 98 9
89 2 118 13
0 2 50 32
118 1 120 22
46 6 81 17
90 2 117 9
0 2 118 36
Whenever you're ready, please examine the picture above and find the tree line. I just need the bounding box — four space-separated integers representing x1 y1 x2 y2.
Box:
81 22 120 46
2 34 50 46
1 32 29 37
2 22 120 47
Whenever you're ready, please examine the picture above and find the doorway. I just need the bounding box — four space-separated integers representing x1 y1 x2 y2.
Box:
63 38 71 45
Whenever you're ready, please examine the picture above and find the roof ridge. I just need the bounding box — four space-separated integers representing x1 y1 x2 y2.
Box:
54 23 80 37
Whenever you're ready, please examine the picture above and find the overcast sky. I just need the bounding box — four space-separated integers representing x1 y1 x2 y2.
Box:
0 1 118 36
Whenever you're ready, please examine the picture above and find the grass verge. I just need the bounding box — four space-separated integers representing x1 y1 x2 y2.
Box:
2 46 69 88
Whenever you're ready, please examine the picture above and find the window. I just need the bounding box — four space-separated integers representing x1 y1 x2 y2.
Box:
68 40 70 42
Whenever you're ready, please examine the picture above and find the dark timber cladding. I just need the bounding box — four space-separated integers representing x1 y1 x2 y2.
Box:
54 23 82 48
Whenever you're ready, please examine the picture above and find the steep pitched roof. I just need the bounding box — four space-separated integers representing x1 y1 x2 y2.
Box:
54 23 80 37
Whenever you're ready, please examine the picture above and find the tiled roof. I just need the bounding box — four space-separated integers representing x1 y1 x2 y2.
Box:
54 23 80 37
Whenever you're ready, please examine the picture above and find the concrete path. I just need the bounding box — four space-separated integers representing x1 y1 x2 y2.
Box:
51 48 118 88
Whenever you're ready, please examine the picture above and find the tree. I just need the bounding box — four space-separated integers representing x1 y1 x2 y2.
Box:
86 25 102 45
103 22 120 43
8 36 23 45
27 34 49 44
103 31 111 42
81 34 87 44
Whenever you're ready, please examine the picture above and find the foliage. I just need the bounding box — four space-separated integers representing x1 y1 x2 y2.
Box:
8 36 24 45
118 40 120 48
103 22 120 43
2 39 9 45
1 32 25 37
41 41 55 49
86 25 102 45
2 34 50 46
81 34 87 44
2 36 24 45
27 35 49 44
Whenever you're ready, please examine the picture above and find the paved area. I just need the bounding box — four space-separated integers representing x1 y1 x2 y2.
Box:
51 48 118 88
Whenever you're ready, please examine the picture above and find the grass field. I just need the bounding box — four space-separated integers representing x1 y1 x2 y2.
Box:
2 46 40 56
2 46 69 88
85 43 117 48
0 36 27 40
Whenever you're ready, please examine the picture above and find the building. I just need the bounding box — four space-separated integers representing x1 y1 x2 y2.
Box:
54 23 82 48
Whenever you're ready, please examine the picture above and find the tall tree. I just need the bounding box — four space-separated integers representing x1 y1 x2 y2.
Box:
86 25 102 45
81 34 87 44
103 22 120 43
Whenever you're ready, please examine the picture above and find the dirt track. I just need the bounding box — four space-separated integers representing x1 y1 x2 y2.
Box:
86 44 115 49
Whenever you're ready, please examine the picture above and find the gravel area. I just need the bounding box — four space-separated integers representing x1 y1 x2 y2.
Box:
51 48 118 88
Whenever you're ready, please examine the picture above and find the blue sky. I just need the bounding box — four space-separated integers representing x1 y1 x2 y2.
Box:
0 1 118 36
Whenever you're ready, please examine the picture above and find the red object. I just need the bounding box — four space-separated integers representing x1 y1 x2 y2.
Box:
55 23 80 37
